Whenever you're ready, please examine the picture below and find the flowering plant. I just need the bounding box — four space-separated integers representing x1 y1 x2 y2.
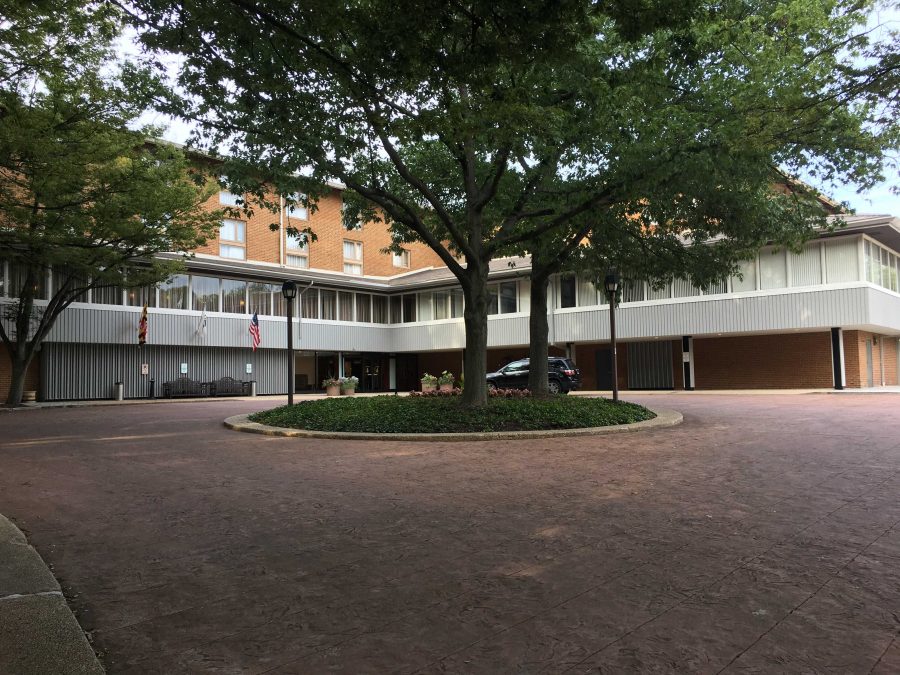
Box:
340 376 359 389
420 373 438 385
322 377 341 387
437 370 455 385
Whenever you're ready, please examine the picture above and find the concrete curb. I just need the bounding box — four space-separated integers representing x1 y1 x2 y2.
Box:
224 407 682 442
0 515 104 674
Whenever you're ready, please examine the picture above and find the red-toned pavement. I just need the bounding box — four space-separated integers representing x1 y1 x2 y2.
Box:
1 393 899 674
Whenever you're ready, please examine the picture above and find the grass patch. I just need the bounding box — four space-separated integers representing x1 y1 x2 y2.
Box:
249 395 655 433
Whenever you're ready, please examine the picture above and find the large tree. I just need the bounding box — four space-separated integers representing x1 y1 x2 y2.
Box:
126 0 897 404
0 3 219 406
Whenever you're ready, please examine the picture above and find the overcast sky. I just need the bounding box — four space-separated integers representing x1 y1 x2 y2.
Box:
134 6 899 217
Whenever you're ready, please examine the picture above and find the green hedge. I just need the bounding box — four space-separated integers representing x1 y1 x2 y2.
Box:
249 395 655 433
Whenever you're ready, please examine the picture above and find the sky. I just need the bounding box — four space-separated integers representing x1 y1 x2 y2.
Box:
134 5 899 217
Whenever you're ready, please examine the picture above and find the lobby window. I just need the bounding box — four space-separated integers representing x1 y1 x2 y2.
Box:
191 275 220 312
286 232 308 269
343 240 363 275
158 274 188 310
301 288 319 319
373 295 388 323
559 276 576 308
356 293 371 322
392 249 410 268
220 219 246 260
222 279 247 314
286 192 308 220
498 281 517 313
321 289 337 320
402 293 416 323
248 282 273 316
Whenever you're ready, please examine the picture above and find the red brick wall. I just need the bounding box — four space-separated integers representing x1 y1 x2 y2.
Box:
0 344 40 402
197 188 445 275
844 330 899 387
693 332 834 389
883 337 899 386
573 342 629 390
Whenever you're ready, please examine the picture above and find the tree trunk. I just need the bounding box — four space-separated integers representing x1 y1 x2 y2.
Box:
460 261 490 406
5 345 32 407
528 273 551 396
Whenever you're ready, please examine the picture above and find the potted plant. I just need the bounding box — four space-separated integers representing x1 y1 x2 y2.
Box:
438 370 455 391
340 375 359 395
322 377 341 396
420 373 438 392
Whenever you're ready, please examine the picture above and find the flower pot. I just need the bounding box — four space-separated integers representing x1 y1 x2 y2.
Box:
325 384 341 396
22 390 37 403
342 388 355 396
421 383 436 392
439 383 453 392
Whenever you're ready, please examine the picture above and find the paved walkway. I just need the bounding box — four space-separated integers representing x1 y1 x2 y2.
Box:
1 394 899 673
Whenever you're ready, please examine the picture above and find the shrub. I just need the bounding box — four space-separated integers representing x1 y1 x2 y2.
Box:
250 395 655 433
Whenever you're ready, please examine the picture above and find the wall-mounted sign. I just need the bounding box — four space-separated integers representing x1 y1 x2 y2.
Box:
180 363 188 374
245 363 252 374
141 363 149 376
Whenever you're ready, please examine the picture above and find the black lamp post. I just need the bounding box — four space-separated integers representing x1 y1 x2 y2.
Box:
604 270 620 402
281 280 298 405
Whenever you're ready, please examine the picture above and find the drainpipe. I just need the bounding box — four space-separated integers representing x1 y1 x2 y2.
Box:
279 195 285 266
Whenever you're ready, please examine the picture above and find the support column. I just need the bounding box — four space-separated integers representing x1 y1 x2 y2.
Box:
831 327 845 390
388 356 397 391
681 336 695 390
565 342 574 360
337 351 344 379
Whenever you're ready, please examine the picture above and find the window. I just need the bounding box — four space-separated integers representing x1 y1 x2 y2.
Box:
8 262 47 300
222 279 247 314
576 278 597 306
52 268 90 303
450 289 464 318
622 280 645 303
433 291 450 320
285 232 308 269
759 249 787 289
390 295 402 323
301 288 319 319
731 259 757 293
249 282 273 316
158 274 188 310
373 295 388 323
272 289 287 316
343 240 363 275
392 249 410 268
402 294 416 323
499 281 517 314
92 284 124 305
320 289 337 320
219 190 241 206
339 291 354 321
487 286 499 315
192 275 220 312
560 276 576 308
286 192 308 220
126 285 155 308
356 293 371 322
220 219 246 260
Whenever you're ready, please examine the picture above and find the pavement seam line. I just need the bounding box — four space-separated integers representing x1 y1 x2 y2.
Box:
0 590 64 602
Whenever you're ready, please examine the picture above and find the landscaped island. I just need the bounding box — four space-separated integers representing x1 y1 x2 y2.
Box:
249 395 655 434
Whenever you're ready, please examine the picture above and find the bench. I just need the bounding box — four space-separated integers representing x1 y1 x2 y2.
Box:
211 377 248 397
162 377 208 398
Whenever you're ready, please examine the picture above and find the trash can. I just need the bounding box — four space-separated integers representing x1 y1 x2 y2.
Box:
112 382 124 401
250 380 257 397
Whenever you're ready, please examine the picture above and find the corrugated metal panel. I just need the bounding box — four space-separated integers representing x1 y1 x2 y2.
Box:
627 341 674 389
41 342 291 400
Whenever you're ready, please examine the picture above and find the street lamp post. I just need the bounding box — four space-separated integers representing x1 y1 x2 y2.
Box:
281 280 298 405
604 270 620 402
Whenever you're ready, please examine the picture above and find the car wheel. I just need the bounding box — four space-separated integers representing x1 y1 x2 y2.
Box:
548 379 561 395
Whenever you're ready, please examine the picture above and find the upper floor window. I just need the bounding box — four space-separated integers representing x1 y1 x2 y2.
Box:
343 239 363 275
392 249 411 268
286 192 308 220
286 232 308 268
220 219 246 260
219 190 241 207
559 276 576 308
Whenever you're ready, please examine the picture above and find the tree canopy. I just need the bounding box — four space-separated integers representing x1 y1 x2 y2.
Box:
0 1 220 405
125 0 898 403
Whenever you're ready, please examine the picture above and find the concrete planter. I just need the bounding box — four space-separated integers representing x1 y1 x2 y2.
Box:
439 383 454 392
421 383 437 392
22 390 37 403
342 388 356 396
325 385 341 396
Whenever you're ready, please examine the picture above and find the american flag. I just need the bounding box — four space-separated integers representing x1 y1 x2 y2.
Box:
249 313 261 351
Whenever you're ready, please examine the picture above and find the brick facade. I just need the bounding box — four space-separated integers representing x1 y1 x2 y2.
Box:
0 344 41 402
693 332 834 389
197 188 445 276
843 330 900 388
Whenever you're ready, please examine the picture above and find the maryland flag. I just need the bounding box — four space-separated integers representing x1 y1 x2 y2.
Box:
138 305 148 345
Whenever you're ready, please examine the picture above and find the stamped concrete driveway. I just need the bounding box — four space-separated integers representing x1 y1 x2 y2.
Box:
1 393 899 674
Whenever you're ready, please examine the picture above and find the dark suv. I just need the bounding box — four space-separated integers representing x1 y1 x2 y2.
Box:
486 358 582 394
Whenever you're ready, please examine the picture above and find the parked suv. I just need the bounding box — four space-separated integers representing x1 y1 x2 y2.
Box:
486 358 582 394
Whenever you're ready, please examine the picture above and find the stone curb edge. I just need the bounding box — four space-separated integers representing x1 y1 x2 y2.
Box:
0 515 104 674
223 407 683 442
